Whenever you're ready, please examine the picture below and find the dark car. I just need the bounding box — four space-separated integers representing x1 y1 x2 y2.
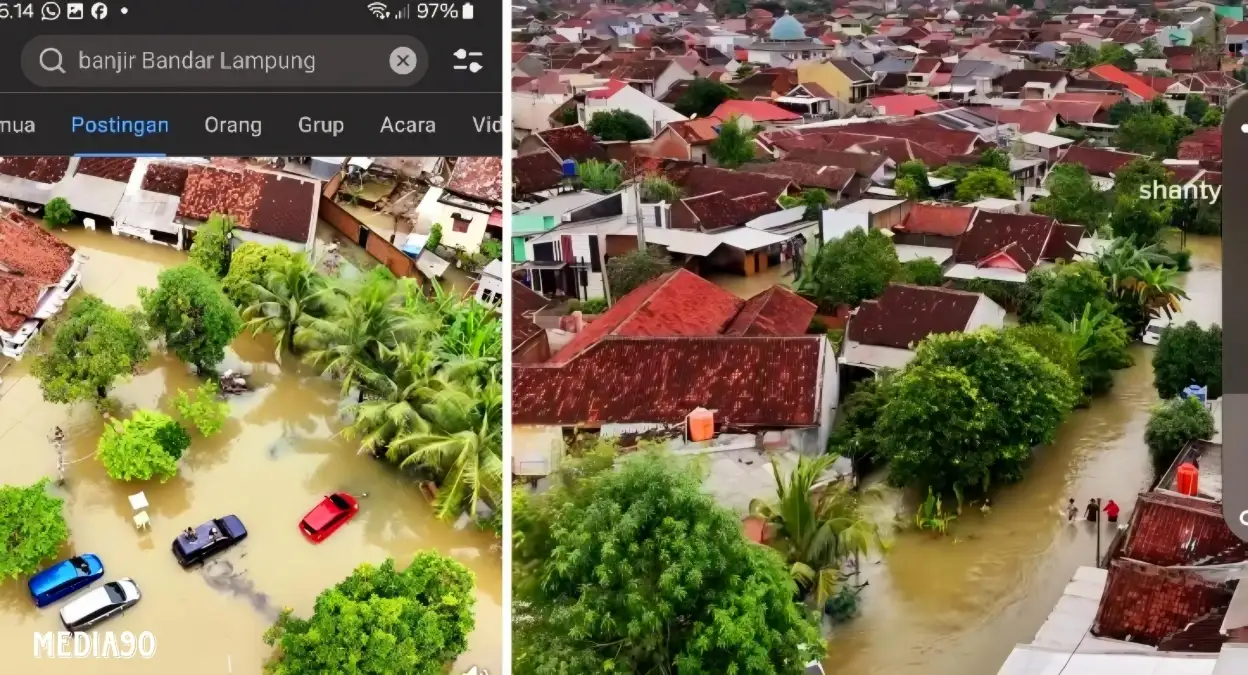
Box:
172 515 248 567
28 554 104 607
299 493 359 543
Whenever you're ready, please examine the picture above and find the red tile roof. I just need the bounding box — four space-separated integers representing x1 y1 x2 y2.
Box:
141 162 190 195
847 284 983 350
177 166 318 243
250 174 318 244
513 336 826 426
783 149 890 179
677 166 794 199
724 285 817 337
867 93 942 117
1121 492 1248 566
1089 64 1157 100
76 158 137 183
738 161 856 192
954 212 1060 272
679 191 753 231
585 78 630 99
0 209 76 333
549 269 745 363
897 203 976 237
1092 559 1232 646
1178 127 1222 163
0 157 70 183
1056 145 1147 177
178 166 255 223
664 117 722 145
535 125 608 163
711 100 803 122
445 156 504 204
513 152 567 196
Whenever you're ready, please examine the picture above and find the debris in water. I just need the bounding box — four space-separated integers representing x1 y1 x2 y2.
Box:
201 559 278 619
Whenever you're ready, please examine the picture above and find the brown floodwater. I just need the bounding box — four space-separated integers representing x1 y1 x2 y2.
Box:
0 230 501 675
821 236 1222 675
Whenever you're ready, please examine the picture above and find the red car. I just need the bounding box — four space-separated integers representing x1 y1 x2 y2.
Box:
299 493 359 542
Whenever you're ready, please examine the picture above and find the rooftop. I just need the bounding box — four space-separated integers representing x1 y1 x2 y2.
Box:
846 284 984 350
724 285 817 337
445 156 504 204
0 209 77 333
954 211 1062 272
534 125 608 163
895 203 976 237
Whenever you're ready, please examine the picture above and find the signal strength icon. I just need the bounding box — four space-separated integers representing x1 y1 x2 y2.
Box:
367 2 389 18
391 3 411 19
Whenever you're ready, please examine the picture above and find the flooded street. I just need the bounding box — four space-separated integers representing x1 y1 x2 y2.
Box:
822 236 1222 675
0 230 501 675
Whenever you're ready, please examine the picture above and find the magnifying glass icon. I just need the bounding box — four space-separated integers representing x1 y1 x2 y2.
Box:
39 47 65 74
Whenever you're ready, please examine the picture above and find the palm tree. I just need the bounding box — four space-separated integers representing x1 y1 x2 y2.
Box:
341 342 448 456
386 380 503 521
241 255 332 361
1095 237 1173 292
749 454 886 608
1118 261 1187 320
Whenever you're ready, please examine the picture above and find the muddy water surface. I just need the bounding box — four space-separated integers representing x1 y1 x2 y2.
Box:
0 230 501 675
821 236 1222 675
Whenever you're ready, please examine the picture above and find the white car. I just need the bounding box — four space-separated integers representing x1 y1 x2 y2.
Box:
59 578 141 631
1142 318 1171 345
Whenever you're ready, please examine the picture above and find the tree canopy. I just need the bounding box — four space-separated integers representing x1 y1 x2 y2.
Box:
188 213 237 279
673 77 739 117
1145 397 1215 472
1109 196 1167 245
708 115 758 168
606 245 676 299
1152 321 1222 399
876 329 1078 493
140 263 243 372
0 478 69 580
1113 110 1194 157
32 295 149 405
43 197 75 227
513 450 824 674
586 109 653 141
576 159 622 192
797 227 900 311
97 410 192 482
263 553 475 675
1032 164 1108 228
222 242 297 307
955 168 1015 202
896 257 944 286
174 382 230 437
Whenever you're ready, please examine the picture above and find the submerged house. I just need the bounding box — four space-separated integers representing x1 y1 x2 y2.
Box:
0 207 84 359
944 211 1083 283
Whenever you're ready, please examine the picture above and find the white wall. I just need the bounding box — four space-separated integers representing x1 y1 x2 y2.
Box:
821 210 869 242
584 86 689 135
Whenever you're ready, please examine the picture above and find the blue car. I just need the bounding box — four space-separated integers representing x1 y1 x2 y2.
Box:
28 554 104 608
172 515 248 567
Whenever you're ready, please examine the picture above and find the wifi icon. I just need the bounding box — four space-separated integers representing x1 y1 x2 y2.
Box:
367 2 389 18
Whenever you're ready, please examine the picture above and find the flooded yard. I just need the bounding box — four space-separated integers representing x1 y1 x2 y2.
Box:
0 230 501 674
821 236 1222 675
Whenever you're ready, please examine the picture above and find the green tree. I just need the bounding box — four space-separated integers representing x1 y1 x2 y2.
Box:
877 329 1078 493
43 197 74 226
1201 106 1222 126
827 372 892 468
1051 126 1089 143
896 257 944 286
425 222 443 252
32 295 149 404
798 227 899 311
1113 158 1171 200
513 451 824 674
1183 94 1210 125
140 264 243 373
978 147 1011 171
576 159 622 192
188 213 237 279
606 245 675 299
749 454 886 608
586 109 653 141
673 77 739 117
1005 324 1083 394
242 254 333 361
263 553 475 675
894 177 921 199
1152 321 1222 399
1139 39 1164 59
735 62 755 79
1114 112 1193 157
955 168 1015 202
1033 164 1109 228
97 410 192 482
1038 260 1114 323
480 237 502 261
0 478 69 580
1098 43 1137 70
639 173 683 202
1144 397 1215 471
779 187 832 219
1051 303 1133 395
896 160 931 197
222 242 296 307
1062 43 1098 69
174 382 229 437
1109 197 1167 245
708 115 759 168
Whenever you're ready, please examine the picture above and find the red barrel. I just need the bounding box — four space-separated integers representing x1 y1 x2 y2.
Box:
1176 463 1199 496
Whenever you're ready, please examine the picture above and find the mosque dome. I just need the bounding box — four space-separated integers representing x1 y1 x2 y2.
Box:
769 12 806 41
944 8 961 21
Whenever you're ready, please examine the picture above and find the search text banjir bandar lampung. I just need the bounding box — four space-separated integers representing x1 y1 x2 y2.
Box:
77 50 317 74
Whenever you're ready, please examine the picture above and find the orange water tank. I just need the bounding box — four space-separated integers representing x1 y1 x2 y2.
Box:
1176 462 1199 496
688 408 715 442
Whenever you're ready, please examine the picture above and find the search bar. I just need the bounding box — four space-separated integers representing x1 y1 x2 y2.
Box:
22 35 428 88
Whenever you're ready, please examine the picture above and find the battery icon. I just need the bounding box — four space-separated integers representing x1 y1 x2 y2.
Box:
461 2 473 19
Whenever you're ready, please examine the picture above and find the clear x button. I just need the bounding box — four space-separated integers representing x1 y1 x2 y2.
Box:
389 46 417 75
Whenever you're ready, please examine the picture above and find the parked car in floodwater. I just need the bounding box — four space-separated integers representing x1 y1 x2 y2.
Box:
59 578 141 631
172 515 248 567
28 554 104 607
1142 317 1171 345
300 492 359 542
